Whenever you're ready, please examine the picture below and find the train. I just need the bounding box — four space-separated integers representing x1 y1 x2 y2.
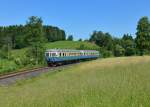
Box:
45 49 100 66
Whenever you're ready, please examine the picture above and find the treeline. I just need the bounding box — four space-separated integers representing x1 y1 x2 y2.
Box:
89 32 135 57
89 16 150 57
0 20 66 49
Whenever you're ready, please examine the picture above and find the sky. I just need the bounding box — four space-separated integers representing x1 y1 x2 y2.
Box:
0 0 150 40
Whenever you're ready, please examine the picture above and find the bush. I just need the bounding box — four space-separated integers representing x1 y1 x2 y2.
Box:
99 48 113 58
143 50 150 55
125 47 136 56
114 45 125 57
102 50 113 58
0 60 18 74
14 58 22 65
14 56 32 66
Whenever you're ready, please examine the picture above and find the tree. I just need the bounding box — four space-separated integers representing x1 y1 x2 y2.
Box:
135 16 150 55
25 16 46 65
43 26 66 42
0 36 12 59
84 39 89 42
122 34 133 41
121 34 135 56
89 31 113 51
78 38 82 41
113 37 122 46
67 35 73 41
114 44 125 57
125 47 135 56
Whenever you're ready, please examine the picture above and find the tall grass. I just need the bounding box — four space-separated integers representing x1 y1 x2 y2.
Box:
0 56 150 107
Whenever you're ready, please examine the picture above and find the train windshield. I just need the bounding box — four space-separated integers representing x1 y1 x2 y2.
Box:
45 53 49 57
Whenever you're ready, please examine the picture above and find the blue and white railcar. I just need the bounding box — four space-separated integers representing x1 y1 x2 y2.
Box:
45 49 99 66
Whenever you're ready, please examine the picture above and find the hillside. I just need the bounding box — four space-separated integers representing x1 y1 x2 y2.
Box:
0 41 100 74
0 56 150 107
45 41 99 49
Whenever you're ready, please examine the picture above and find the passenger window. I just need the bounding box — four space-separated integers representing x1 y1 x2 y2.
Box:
52 53 56 57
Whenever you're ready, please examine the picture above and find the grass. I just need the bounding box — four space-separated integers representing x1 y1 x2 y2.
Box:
45 41 100 49
0 56 150 107
0 59 18 73
0 41 99 74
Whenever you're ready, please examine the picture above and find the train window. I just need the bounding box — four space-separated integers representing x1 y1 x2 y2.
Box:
46 53 49 57
63 53 65 56
52 53 56 57
66 53 68 56
59 53 61 57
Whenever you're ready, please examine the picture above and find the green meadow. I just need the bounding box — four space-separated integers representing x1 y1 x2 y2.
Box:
0 56 150 107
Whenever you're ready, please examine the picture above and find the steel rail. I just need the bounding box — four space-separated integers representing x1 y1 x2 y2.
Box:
0 67 50 80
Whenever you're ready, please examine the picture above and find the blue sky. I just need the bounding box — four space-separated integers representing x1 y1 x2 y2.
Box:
0 0 150 40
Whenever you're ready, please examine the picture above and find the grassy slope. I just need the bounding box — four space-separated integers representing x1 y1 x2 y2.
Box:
0 56 150 107
45 41 99 49
0 41 99 73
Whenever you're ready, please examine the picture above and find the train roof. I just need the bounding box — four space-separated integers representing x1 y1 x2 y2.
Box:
45 49 99 53
46 49 80 52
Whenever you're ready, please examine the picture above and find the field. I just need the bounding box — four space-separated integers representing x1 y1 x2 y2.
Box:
0 56 150 107
0 41 99 74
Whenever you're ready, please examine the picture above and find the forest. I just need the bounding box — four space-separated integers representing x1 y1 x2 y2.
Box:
0 18 66 49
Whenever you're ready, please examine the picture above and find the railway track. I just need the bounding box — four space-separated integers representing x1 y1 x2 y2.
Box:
0 64 76 85
0 67 49 80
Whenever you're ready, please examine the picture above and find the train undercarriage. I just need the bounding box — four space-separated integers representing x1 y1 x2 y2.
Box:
47 58 97 67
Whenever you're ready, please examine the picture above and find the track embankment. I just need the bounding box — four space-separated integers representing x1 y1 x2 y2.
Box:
0 64 76 85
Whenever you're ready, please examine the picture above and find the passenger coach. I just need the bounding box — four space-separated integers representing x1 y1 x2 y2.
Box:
45 49 99 66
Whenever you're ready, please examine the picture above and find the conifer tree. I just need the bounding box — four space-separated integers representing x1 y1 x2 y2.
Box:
135 16 150 55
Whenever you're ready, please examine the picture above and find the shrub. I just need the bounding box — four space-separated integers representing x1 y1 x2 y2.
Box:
114 45 125 57
99 48 113 58
125 47 136 56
